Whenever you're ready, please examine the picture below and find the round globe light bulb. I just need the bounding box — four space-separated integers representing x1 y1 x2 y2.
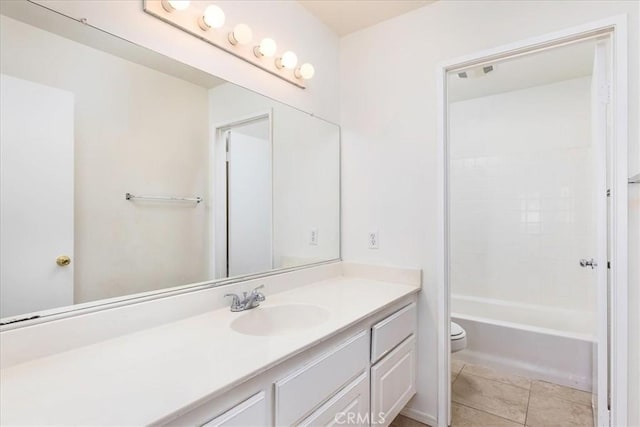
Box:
279 51 298 69
229 23 252 45
165 0 190 11
258 38 277 57
202 5 225 29
296 63 315 80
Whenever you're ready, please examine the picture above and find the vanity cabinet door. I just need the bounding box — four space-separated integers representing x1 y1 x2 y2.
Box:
201 392 266 427
371 335 416 427
298 371 370 427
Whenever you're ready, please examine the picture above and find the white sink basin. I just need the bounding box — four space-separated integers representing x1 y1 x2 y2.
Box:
230 304 330 336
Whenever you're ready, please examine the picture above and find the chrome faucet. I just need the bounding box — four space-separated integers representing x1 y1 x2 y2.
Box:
225 285 266 312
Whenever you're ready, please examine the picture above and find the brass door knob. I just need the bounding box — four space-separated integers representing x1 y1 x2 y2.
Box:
56 255 71 267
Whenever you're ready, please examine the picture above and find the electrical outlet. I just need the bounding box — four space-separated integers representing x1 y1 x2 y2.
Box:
368 231 379 249
310 228 318 246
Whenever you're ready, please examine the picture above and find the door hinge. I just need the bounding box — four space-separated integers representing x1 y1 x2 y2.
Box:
599 82 611 104
579 258 597 269
606 189 611 197
607 261 611 269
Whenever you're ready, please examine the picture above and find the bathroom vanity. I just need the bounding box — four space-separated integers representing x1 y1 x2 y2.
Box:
0 263 420 426
0 3 423 425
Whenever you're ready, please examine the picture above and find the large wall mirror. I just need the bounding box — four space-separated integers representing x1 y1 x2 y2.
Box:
0 1 340 324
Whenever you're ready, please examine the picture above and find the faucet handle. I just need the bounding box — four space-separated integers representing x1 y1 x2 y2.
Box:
251 285 266 302
224 293 242 310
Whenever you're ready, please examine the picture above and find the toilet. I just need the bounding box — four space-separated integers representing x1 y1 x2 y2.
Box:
451 321 467 353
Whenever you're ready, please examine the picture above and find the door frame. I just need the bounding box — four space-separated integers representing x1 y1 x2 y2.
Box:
210 110 274 279
435 15 628 427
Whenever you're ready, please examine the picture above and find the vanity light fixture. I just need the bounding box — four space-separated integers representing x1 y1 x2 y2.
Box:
161 0 190 12
254 38 277 58
144 0 312 89
276 51 298 70
198 4 225 30
295 63 315 80
228 24 253 45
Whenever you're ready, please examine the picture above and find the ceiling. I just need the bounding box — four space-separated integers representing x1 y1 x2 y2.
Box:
448 38 596 102
298 0 435 36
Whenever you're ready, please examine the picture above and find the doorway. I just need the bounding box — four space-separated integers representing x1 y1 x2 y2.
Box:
436 18 628 427
212 112 273 279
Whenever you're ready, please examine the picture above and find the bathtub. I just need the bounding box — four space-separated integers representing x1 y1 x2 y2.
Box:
451 294 595 392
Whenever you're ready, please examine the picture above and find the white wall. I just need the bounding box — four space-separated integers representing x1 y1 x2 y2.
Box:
209 83 340 269
340 1 639 423
450 77 596 322
0 16 211 303
34 0 340 123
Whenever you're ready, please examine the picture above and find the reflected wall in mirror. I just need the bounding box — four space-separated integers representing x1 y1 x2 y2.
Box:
0 1 340 322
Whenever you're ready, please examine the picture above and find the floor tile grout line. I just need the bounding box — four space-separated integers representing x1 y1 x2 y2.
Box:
450 362 465 386
524 384 532 426
528 384 593 408
456 362 591 398
452 373 529 424
531 380 592 396
528 390 593 408
456 370 531 392
451 397 525 425
458 365 531 391
454 401 526 426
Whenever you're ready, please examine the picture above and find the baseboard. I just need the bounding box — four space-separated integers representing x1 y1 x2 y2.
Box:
400 407 437 427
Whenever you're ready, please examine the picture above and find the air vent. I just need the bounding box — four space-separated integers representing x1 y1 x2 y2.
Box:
457 64 495 79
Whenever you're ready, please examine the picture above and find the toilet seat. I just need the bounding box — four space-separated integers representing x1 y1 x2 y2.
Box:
451 322 465 338
451 321 467 353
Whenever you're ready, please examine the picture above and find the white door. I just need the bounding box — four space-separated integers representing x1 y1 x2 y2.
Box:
590 39 610 427
0 74 74 319
226 120 272 277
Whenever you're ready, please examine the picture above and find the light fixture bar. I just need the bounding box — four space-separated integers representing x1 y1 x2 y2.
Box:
143 0 306 89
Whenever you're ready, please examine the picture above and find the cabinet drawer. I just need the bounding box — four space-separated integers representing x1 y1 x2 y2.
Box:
298 371 369 427
275 330 369 426
201 392 266 427
371 302 416 363
371 335 416 427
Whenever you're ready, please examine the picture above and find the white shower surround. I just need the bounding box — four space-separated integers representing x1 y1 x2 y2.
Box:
449 76 597 314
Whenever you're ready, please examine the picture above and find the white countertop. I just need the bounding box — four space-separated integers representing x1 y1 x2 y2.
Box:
0 276 418 425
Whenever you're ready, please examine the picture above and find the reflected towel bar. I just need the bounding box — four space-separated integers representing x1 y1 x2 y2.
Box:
629 173 640 184
125 193 203 204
